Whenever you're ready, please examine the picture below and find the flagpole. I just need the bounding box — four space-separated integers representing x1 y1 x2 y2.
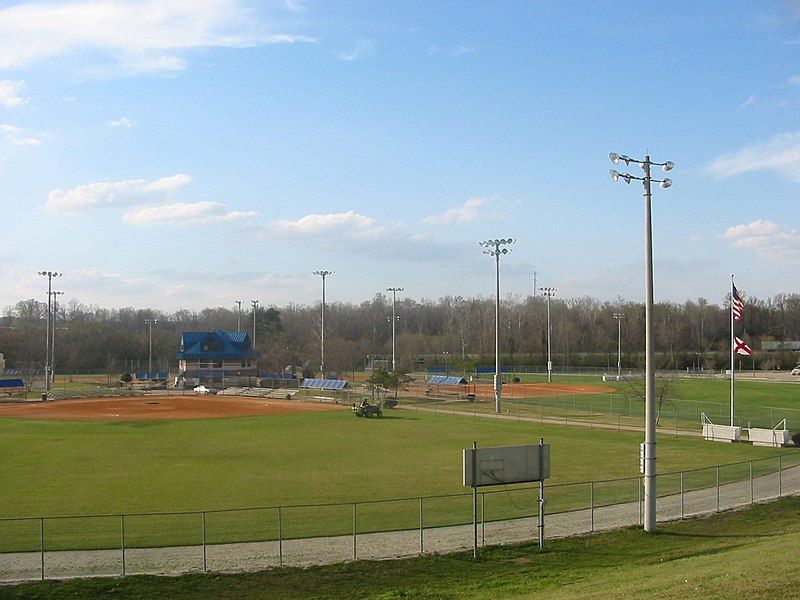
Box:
730 274 735 427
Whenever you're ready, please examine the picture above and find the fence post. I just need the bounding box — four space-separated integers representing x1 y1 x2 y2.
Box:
352 503 357 560
590 482 594 533
120 514 126 577
481 492 485 546
39 517 44 580
278 506 283 566
716 466 720 511
749 461 754 504
680 472 684 518
779 455 782 497
419 497 424 555
590 396 593 428
202 512 207 572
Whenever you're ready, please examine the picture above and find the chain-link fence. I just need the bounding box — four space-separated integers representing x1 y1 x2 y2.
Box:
405 392 800 432
1 452 798 582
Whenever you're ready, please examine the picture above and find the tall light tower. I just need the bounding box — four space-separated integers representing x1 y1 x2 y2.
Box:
539 287 558 383
251 300 259 349
613 313 625 378
314 271 333 375
145 317 158 374
609 150 674 533
386 287 404 371
51 291 64 384
479 238 516 414
235 300 242 332
37 270 61 393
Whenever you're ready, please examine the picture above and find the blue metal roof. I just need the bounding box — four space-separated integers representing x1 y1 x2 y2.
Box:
300 378 349 390
176 328 260 361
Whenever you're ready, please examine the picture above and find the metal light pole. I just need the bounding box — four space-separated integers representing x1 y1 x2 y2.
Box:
314 271 333 375
51 291 64 384
609 151 674 533
37 270 61 393
479 238 516 414
613 313 625 378
251 300 259 349
443 351 450 374
386 287 403 371
539 287 557 383
235 300 242 332
145 318 158 374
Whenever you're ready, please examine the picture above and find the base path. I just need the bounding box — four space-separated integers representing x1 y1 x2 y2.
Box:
0 395 343 421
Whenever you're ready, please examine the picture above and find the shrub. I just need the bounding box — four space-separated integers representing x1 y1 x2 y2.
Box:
791 431 800 446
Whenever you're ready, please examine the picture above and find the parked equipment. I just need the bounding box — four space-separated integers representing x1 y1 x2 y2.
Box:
352 398 382 418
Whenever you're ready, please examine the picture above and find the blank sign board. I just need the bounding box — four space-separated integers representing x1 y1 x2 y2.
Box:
463 444 550 487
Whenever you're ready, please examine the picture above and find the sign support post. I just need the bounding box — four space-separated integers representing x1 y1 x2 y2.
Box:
538 437 545 550
471 441 478 558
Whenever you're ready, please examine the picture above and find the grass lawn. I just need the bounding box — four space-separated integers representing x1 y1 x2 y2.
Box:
3 496 798 599
0 408 795 553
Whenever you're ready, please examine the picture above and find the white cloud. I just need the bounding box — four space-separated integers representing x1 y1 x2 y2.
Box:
451 46 475 56
43 173 192 213
723 220 800 265
1 122 43 146
122 201 257 225
706 131 800 182
0 79 27 107
109 116 134 128
0 0 316 74
337 40 374 61
739 94 757 110
264 210 386 239
789 76 800 86
422 197 489 225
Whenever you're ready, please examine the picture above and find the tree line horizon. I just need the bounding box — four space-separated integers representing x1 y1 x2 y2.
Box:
1 290 800 376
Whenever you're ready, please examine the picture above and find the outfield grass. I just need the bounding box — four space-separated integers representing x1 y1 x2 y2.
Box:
0 408 794 553
3 496 798 599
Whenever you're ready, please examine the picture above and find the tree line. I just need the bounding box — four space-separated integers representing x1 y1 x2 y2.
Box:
2 290 800 377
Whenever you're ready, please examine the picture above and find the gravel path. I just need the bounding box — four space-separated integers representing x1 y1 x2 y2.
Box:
2 463 798 583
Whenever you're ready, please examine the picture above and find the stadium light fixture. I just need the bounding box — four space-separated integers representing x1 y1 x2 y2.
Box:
612 313 625 378
386 287 404 371
37 270 62 393
608 151 674 534
314 271 334 375
235 300 243 332
145 317 158 375
251 300 259 350
479 237 516 414
539 287 558 383
50 291 64 384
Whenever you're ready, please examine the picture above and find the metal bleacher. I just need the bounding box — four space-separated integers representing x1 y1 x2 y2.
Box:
300 378 349 390
427 375 467 385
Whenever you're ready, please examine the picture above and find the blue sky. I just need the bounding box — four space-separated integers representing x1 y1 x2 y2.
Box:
1 0 800 311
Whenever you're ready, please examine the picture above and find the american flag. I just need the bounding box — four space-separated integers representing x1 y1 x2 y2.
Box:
734 336 752 356
732 284 744 321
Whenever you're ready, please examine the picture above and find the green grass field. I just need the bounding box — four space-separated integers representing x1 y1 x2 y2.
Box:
0 404 796 553
4 497 799 599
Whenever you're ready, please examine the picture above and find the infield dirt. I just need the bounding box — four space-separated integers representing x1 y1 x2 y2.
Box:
0 395 344 422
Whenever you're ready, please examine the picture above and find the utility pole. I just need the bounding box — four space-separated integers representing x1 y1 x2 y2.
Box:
251 300 259 349
314 271 333 375
37 270 61 393
386 287 404 371
235 300 242 332
480 238 516 414
609 150 674 533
